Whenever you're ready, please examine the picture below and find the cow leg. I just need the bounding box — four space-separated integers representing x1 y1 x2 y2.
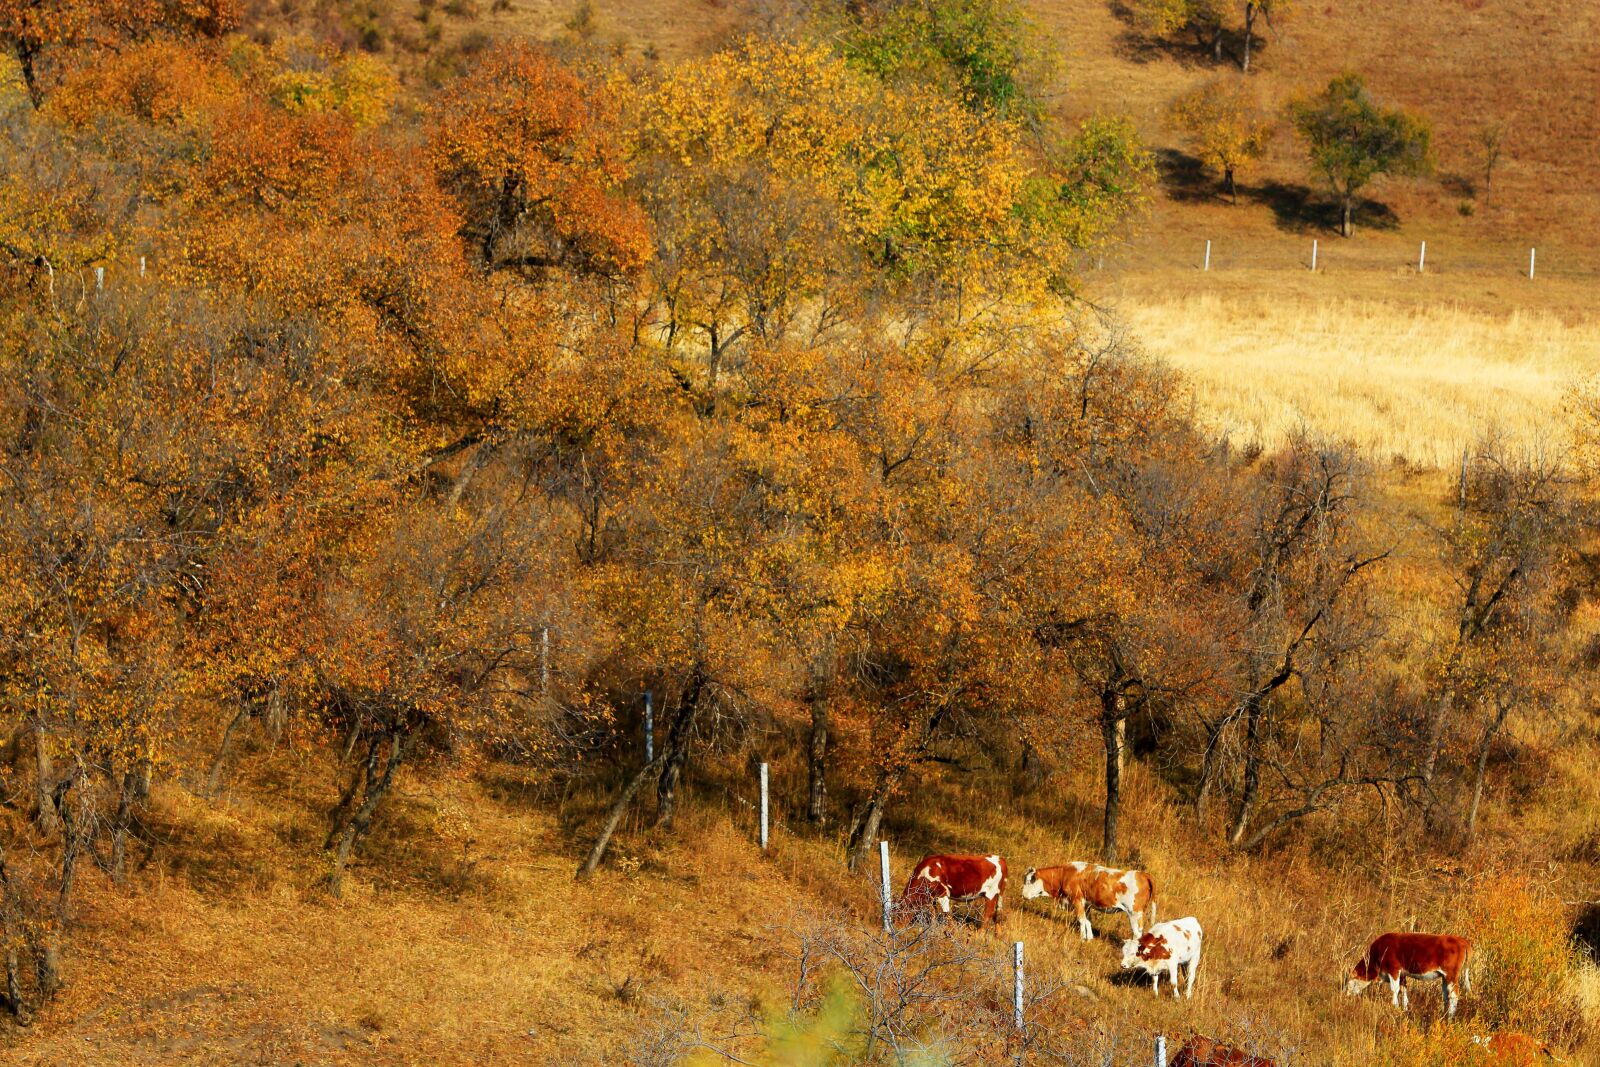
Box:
1400 979 1410 1011
1169 959 1181 999
1076 898 1093 940
1151 969 1161 995
1389 973 1403 1009
1444 978 1457 1018
1185 943 1200 999
982 893 1000 933
1125 905 1142 940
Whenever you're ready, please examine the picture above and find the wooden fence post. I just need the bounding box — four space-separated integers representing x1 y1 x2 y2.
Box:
758 762 769 850
643 690 654 764
1310 239 1318 272
1203 240 1211 272
879 840 892 932
1529 247 1536 280
1418 240 1427 273
1013 941 1025 1031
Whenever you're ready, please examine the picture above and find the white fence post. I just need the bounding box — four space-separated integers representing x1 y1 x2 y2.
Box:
1418 240 1427 273
1013 941 1025 1031
643 690 654 764
1155 1033 1167 1066
1203 240 1211 272
759 762 769 850
1310 238 1318 272
879 840 893 932
1529 247 1537 280
539 626 550 696
139 256 146 277
94 266 104 291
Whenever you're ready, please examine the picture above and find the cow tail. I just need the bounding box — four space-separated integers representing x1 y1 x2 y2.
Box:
1147 873 1157 927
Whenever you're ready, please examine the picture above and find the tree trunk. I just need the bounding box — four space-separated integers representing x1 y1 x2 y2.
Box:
577 752 666 878
110 763 150 886
205 703 252 797
1340 198 1353 238
654 668 707 829
33 727 57 834
329 730 407 897
1101 693 1124 864
847 775 896 872
807 693 828 824
1212 28 1225 62
1421 685 1456 788
1241 2 1255 71
1225 166 1237 204
1466 702 1513 841
1229 697 1265 845
16 43 41 109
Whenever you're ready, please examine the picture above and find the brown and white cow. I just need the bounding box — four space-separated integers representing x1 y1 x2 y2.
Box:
1020 862 1156 940
897 854 1007 933
1343 932 1472 1018
1170 1036 1277 1067
1121 916 1203 998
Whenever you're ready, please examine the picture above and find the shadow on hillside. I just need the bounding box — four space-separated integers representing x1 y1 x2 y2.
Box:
1155 148 1221 204
1248 181 1401 234
1106 2 1245 68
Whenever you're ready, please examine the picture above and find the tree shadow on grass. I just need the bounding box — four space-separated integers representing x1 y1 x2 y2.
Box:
1246 180 1401 234
1155 147 1221 204
1106 2 1246 68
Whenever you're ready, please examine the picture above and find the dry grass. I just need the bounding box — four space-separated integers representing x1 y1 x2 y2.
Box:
1115 293 1600 467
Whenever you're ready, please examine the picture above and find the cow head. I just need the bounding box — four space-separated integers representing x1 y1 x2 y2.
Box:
1120 937 1142 970
1020 867 1048 900
1343 957 1375 996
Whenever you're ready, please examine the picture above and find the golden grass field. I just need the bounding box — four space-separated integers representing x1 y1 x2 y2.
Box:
1116 293 1600 468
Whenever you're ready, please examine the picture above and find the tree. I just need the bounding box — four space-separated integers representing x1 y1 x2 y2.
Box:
1239 0 1289 73
1168 78 1273 203
1288 73 1431 236
431 41 650 277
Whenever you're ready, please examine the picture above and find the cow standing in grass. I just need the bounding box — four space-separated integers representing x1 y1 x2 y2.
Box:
1020 862 1156 940
897 854 1007 934
1121 916 1203 998
1343 932 1472 1018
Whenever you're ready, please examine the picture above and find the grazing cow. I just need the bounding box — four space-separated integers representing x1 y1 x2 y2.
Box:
1170 1036 1277 1067
1020 862 1156 940
1471 1033 1555 1065
1120 916 1202 998
897 854 1007 933
1343 932 1472 1018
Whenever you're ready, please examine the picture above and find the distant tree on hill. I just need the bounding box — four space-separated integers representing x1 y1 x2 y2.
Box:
1167 78 1274 202
1289 73 1432 237
1125 0 1228 63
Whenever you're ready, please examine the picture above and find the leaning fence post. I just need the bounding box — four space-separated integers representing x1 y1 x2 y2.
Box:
879 840 893 932
643 690 654 764
1013 941 1025 1031
758 762 769 850
1528 247 1536 280
539 626 550 696
1418 240 1427 273
1203 239 1211 272
1310 238 1318 272
1155 1033 1167 1066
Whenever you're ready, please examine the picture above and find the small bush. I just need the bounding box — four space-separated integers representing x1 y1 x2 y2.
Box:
1460 873 1587 1043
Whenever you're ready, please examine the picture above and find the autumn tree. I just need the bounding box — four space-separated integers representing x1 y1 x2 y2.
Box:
431 40 650 277
0 0 236 107
1168 78 1273 203
1289 73 1432 236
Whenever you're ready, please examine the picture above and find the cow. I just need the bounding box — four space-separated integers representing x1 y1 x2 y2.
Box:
1020 862 1156 940
897 854 1007 933
1170 1036 1277 1067
1343 932 1472 1018
1120 916 1202 998
1471 1033 1555 1065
